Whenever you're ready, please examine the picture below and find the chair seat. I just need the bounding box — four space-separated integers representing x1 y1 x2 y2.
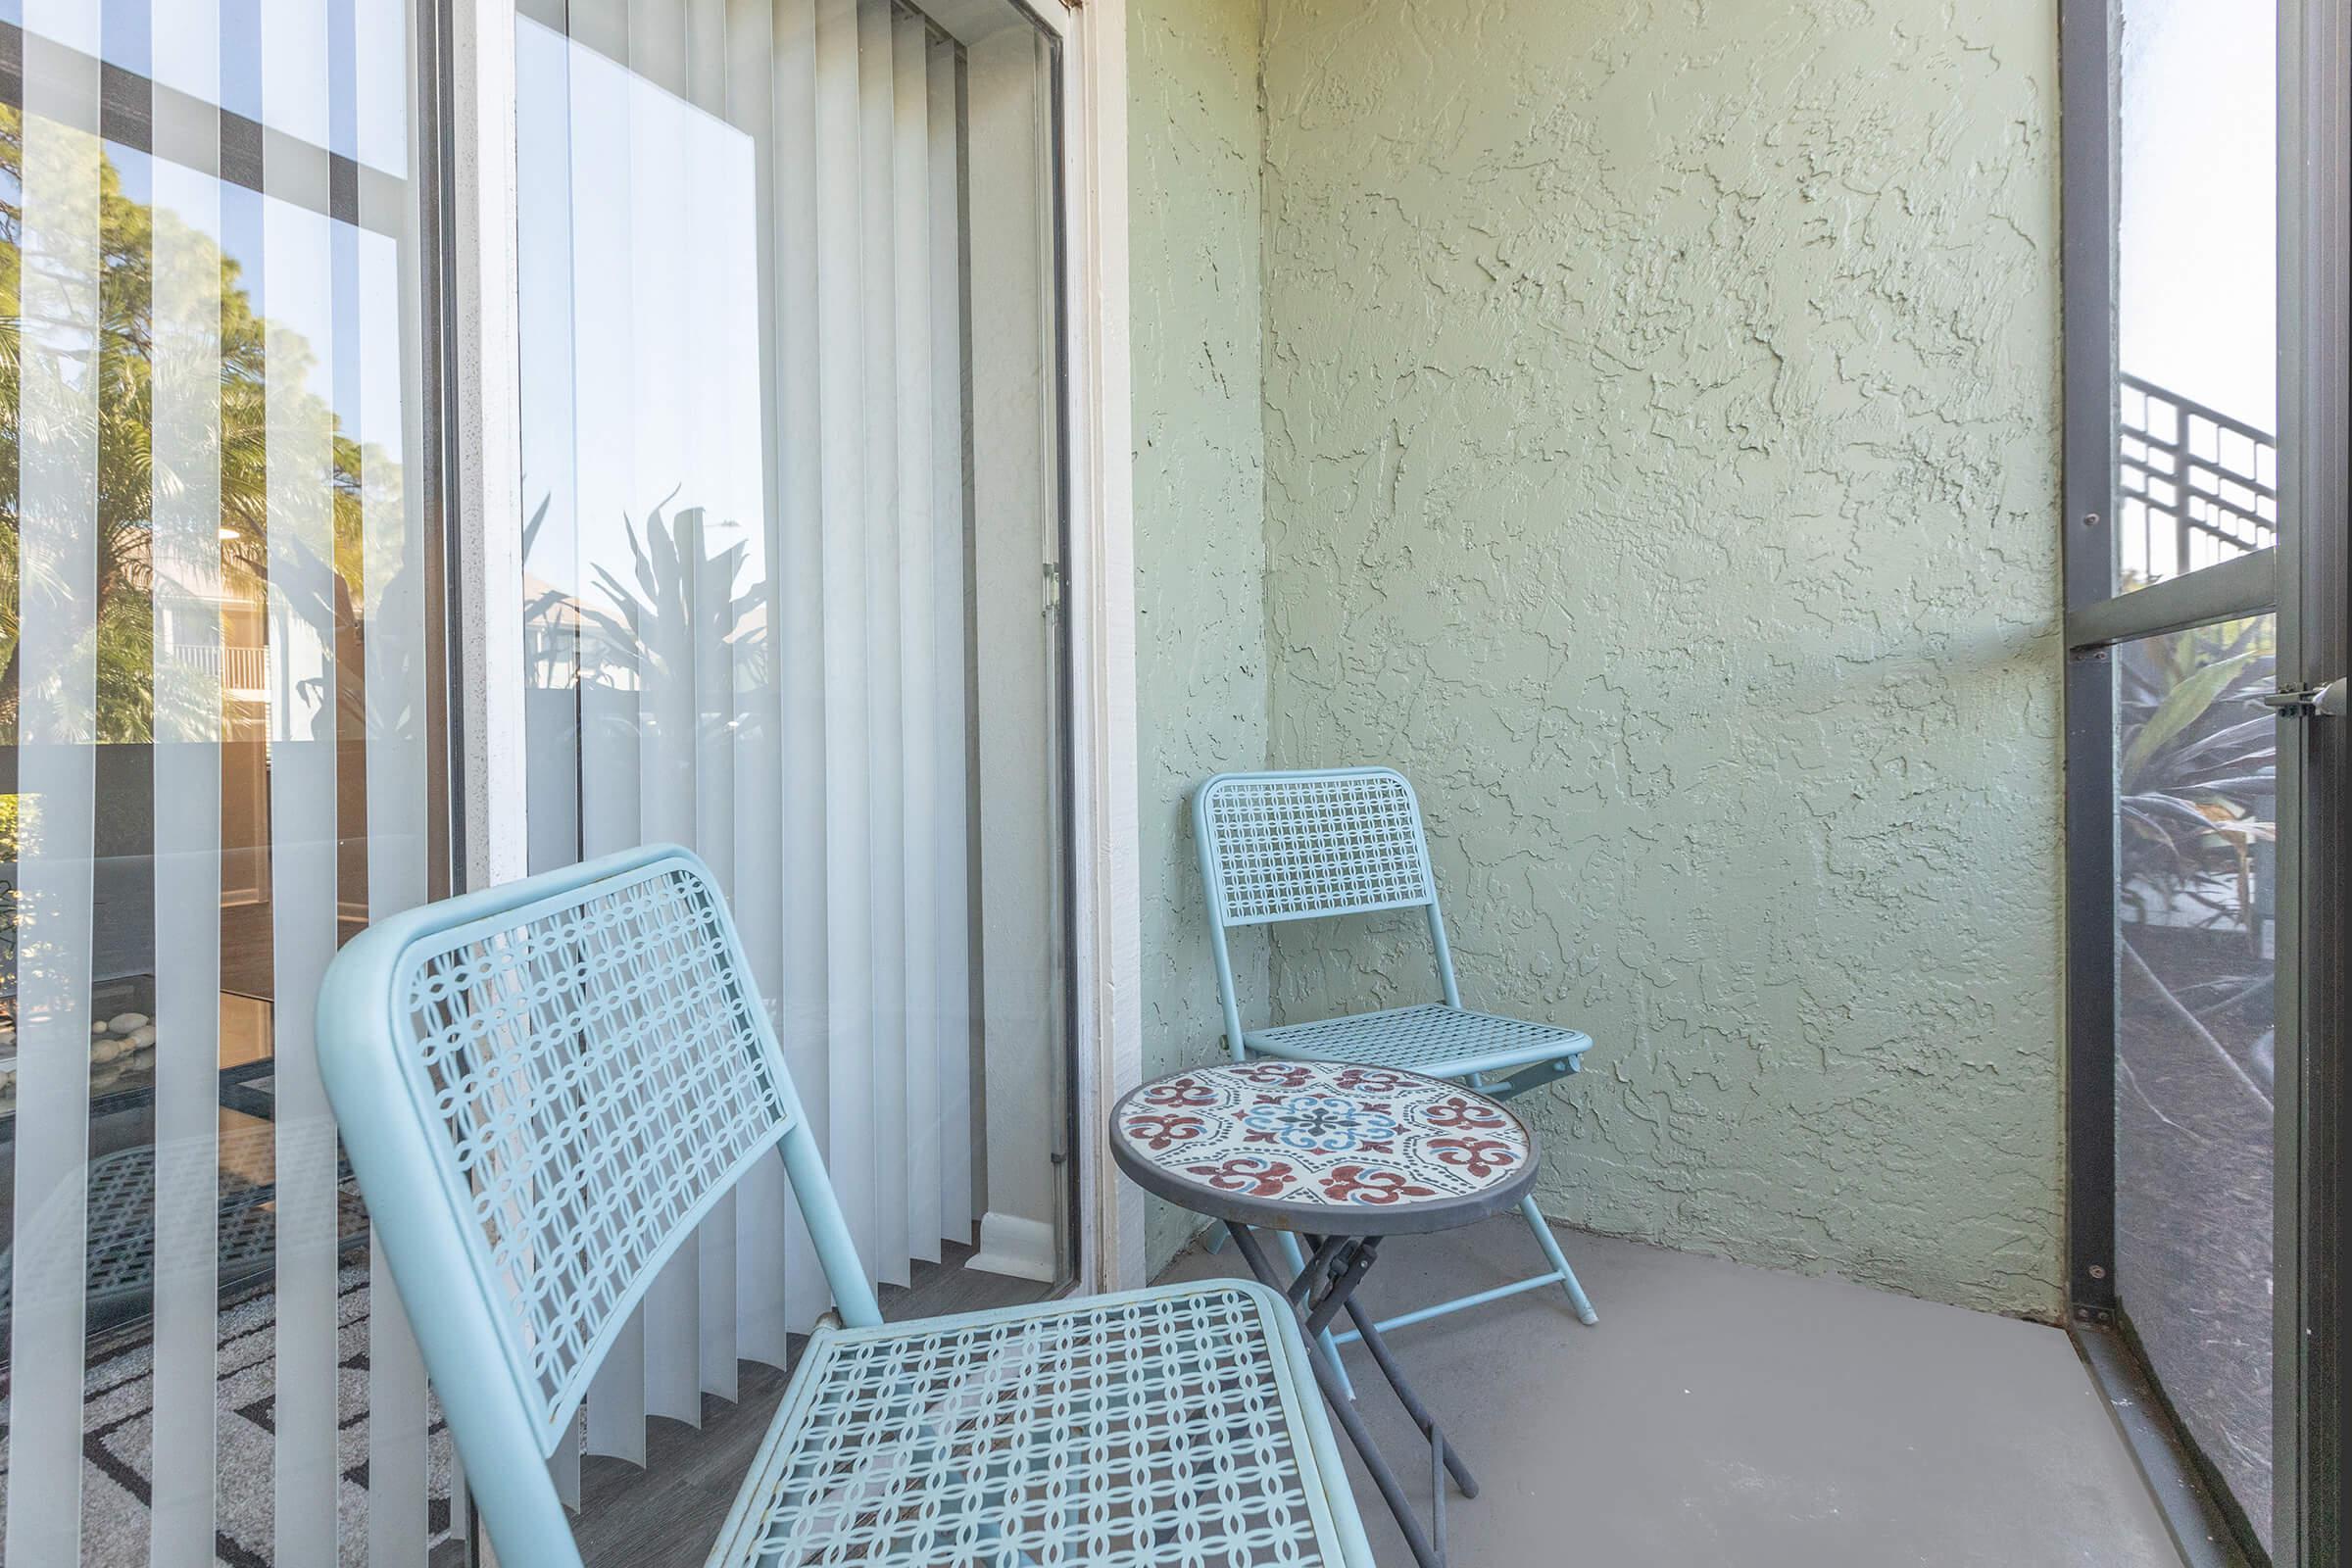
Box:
706 1279 1367 1567
1246 1003 1592 1082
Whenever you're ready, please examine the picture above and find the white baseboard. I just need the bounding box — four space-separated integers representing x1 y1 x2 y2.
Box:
967 1211 1057 1283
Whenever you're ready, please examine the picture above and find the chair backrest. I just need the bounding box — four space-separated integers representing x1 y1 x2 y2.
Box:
1193 768 1461 1056
315 844 877 1568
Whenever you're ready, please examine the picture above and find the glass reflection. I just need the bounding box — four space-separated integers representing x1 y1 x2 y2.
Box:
514 0 1072 1367
1 3 449 1556
0 112 395 1331
2115 0 2279 592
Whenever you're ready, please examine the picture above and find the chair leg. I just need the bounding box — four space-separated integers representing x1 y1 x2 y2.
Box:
1518 1195 1597 1325
1272 1226 1356 1399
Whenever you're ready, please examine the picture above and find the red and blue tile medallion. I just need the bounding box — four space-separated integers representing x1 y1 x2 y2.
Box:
1113 1060 1530 1212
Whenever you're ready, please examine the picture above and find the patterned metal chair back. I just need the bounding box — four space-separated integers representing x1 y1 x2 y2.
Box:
1195 767 1441 927
316 844 876 1568
1194 768 1462 1056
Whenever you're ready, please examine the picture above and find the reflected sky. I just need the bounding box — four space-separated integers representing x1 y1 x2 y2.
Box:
2119 0 2277 429
43 0 415 178
516 15 764 697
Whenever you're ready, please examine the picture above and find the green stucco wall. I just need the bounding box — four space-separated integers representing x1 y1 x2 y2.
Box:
1255 0 2068 1318
1128 0 2068 1316
1129 0 1272 1270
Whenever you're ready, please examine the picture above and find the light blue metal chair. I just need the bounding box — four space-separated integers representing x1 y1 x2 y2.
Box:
1195 768 1599 1359
316 844 1373 1568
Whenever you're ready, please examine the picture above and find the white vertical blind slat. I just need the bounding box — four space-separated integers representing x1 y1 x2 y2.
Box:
926 34 975 1240
516 14 590 1499
147 2 229 1554
814 0 878 1290
565 2 653 1464
856 0 910 1289
518 10 585 879
6 11 103 1561
691 555 743 1392
548 1418 583 1514
721 0 793 1371
629 0 709 1431
892 8 943 1266
360 0 433 1536
328 5 373 1525
258 0 345 1553
769 0 833 1333
260 95 347 1568
688 0 753 1396
584 1313 649 1467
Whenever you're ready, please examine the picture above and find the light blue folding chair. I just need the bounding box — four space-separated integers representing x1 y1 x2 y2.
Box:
1195 768 1599 1361
317 843 1372 1568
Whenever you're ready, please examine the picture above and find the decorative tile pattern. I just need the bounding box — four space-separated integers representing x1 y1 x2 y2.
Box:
1115 1061 1529 1212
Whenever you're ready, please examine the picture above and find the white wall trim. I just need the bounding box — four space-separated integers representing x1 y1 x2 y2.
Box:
1055 0 1144 1296
968 1211 1061 1283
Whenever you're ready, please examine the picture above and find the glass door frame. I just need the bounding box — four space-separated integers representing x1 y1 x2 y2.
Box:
2059 0 2349 1562
444 0 1146 1300
2274 2 2346 1563
439 0 1130 1554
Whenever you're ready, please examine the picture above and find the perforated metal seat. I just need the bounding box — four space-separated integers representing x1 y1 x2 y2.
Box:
1194 768 1601 1346
1247 1002 1592 1081
315 845 1372 1568
710 1281 1348 1567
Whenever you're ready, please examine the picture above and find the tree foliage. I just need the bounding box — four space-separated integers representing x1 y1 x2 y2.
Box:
1 104 396 747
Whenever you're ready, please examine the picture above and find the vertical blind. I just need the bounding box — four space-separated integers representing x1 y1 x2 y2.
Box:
514 0 981 1480
2 0 448 1562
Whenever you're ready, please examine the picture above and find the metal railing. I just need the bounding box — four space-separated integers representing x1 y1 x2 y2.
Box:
2118 373 2278 587
165 641 270 695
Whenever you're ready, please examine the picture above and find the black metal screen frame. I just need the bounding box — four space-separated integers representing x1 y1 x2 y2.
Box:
2061 0 2350 1563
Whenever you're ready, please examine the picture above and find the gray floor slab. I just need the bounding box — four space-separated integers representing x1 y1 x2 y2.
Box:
569 1221 2180 1567
1161 1217 2184 1567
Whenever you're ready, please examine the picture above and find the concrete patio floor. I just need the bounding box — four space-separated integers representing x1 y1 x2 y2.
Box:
1159 1216 2183 1567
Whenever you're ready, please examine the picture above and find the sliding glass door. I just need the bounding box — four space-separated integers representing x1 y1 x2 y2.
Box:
0 0 454 1561
2063 0 2347 1561
511 0 1076 1505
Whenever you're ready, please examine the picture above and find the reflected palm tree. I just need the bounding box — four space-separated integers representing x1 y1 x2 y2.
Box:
529 486 769 758
0 103 401 750
0 110 422 1286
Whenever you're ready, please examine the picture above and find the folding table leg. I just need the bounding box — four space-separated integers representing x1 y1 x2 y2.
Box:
1225 1223 1458 1568
1271 1225 1355 1399
1334 1250 1478 1499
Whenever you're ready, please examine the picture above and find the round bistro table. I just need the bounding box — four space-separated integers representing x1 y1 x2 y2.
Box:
1109 1058 1540 1568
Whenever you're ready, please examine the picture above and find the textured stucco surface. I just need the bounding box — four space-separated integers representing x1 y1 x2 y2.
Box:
1129 0 1272 1271
1253 0 2068 1317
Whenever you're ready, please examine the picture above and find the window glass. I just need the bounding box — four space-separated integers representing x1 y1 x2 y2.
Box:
512 0 1072 1492
2115 0 2278 591
0 0 450 1558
